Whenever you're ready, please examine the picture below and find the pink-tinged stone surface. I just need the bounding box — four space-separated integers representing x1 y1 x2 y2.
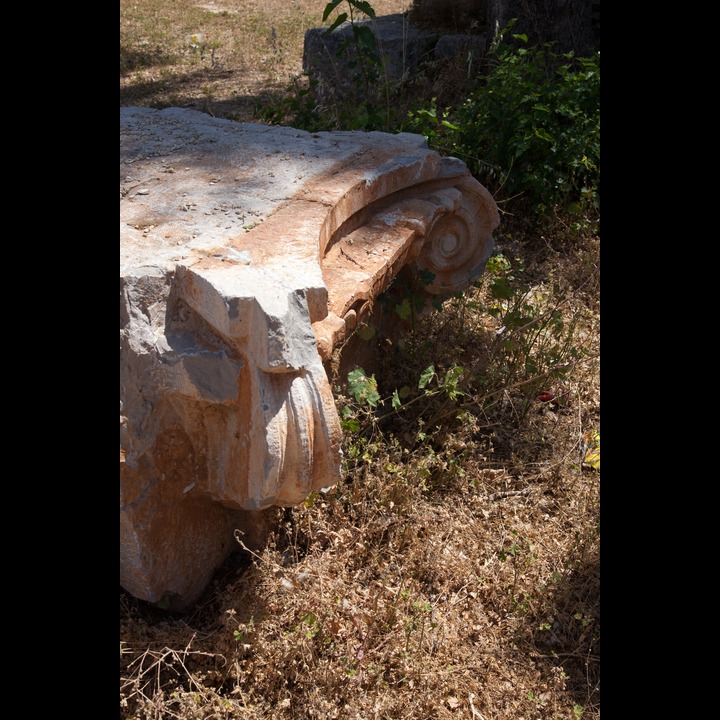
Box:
120 107 499 609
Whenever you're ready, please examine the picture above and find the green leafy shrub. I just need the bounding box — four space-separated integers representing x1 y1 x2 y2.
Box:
405 28 600 217
256 72 324 132
474 253 587 414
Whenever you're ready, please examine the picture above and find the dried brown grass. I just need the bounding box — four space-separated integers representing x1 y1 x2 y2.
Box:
120 0 413 122
120 2 600 718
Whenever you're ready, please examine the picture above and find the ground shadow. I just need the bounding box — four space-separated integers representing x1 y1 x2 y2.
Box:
516 543 600 713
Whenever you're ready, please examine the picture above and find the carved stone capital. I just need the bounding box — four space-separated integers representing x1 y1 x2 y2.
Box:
120 108 498 608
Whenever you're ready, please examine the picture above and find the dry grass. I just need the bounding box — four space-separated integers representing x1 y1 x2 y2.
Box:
120 0 413 122
120 2 600 718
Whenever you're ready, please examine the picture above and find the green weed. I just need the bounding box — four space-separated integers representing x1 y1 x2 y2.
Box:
405 24 600 218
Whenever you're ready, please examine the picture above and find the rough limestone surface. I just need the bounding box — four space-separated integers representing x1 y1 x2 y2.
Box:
120 106 499 609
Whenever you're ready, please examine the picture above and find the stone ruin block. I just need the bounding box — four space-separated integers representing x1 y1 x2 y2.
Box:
410 1 487 32
302 12 488 110
303 14 437 96
120 107 499 610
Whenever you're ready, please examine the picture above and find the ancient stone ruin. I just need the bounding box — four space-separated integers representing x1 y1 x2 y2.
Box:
302 2 599 110
302 12 487 111
120 107 499 610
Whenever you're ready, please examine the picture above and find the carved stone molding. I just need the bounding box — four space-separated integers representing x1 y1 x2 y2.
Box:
120 107 498 608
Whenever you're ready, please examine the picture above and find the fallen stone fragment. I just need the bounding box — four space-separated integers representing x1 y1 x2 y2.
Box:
120 107 499 609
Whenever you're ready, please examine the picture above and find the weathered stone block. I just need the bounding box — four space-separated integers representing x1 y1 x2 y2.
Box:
302 13 489 113
303 13 438 104
120 107 499 609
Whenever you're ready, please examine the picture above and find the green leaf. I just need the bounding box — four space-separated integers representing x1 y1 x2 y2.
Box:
418 365 435 389
391 389 401 409
341 417 360 433
326 12 348 33
322 0 344 22
490 277 514 300
395 297 412 320
443 365 464 400
350 0 376 18
347 367 380 407
353 25 377 52
418 268 436 286
357 324 376 341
